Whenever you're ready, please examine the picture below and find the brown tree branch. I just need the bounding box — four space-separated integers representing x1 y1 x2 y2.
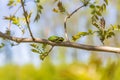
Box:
20 0 34 40
64 5 85 41
0 31 120 53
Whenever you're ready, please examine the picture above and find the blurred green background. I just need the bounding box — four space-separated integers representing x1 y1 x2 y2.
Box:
0 56 120 80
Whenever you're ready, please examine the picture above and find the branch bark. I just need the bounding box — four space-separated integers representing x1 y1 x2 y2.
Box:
0 31 120 53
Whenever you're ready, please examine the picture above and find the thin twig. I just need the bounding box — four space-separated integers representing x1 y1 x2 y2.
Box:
41 44 54 60
48 46 54 53
20 0 34 40
44 46 54 57
64 5 85 41
13 6 22 16
8 6 22 30
41 46 54 60
8 20 11 31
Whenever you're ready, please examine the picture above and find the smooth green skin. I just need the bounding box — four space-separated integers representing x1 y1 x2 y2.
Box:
48 36 64 42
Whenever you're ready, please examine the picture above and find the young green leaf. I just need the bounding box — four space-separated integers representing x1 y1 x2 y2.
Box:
117 25 120 30
96 11 102 16
72 32 88 41
106 31 115 38
53 8 59 13
57 1 66 13
34 3 43 22
104 0 108 5
90 4 95 8
81 0 90 6
39 52 48 60
7 0 14 7
42 43 47 51
31 49 40 54
30 43 37 48
100 17 105 29
0 43 5 48
102 4 106 11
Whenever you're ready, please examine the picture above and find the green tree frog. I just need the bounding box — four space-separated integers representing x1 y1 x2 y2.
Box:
48 36 64 42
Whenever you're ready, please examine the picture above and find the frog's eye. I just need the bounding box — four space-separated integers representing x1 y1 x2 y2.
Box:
59 37 64 41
